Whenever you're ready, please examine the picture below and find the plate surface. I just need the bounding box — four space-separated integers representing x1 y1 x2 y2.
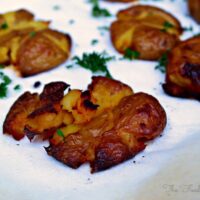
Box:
0 0 200 199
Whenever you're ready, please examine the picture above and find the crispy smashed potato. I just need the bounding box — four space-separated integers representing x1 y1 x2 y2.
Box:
3 82 69 140
188 0 200 23
110 5 182 60
3 77 167 172
47 92 166 172
163 36 200 99
0 9 71 76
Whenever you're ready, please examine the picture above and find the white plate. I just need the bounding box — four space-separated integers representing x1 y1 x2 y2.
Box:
0 0 200 199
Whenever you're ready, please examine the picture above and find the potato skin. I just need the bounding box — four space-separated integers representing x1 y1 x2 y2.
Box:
47 93 167 173
3 82 69 140
0 9 72 76
16 29 72 77
110 5 182 60
163 36 200 99
188 0 200 23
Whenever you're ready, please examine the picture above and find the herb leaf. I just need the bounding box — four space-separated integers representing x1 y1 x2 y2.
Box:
123 48 140 60
72 52 114 78
1 22 8 29
155 52 168 73
92 5 111 17
161 21 174 32
0 72 12 98
57 129 65 138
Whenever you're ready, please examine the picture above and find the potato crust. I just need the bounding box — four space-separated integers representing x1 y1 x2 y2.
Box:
188 0 200 23
3 77 167 172
163 36 200 99
47 92 166 172
0 9 72 76
110 5 182 60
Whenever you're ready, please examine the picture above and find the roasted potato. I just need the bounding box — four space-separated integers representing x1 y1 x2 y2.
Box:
47 93 166 172
188 0 200 23
163 36 200 99
3 77 167 172
0 9 72 76
3 82 69 140
110 5 182 60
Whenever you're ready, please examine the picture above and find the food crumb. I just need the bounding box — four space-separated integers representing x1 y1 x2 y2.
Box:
33 81 41 88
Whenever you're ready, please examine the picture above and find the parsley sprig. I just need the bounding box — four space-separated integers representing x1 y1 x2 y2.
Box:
0 71 12 98
89 0 111 18
155 52 168 73
69 51 114 78
123 48 140 60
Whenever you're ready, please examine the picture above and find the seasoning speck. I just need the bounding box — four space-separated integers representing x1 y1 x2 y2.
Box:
33 81 41 88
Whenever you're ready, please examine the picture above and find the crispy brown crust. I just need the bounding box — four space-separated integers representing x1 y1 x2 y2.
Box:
3 77 167 173
163 36 200 99
110 5 182 60
47 92 166 173
3 82 69 140
188 0 200 23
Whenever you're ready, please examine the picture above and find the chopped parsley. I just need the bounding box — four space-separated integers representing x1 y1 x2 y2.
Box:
91 39 98 45
89 0 111 18
57 129 65 138
71 51 114 78
14 84 21 91
29 31 36 37
183 26 193 32
1 22 8 29
155 53 168 73
161 21 174 32
0 71 12 98
123 48 140 60
0 64 5 69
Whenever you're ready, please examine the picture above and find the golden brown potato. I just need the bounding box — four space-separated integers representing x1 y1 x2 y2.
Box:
163 36 200 99
188 0 200 23
16 29 71 76
3 77 167 172
0 9 72 76
3 82 69 140
110 5 182 60
47 93 167 172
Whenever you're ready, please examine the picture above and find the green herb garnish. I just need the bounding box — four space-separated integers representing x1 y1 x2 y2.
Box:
0 72 12 98
0 64 5 69
161 21 174 32
14 84 21 91
57 129 65 138
92 5 111 17
72 52 114 78
155 52 168 73
29 31 36 37
123 48 140 60
89 0 111 18
91 39 98 45
1 22 8 29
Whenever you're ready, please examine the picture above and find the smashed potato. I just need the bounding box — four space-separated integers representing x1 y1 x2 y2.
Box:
47 92 166 172
163 36 200 99
0 9 71 76
3 77 166 172
110 5 182 60
188 0 200 23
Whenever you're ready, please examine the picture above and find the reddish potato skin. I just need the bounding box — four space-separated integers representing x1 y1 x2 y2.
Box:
188 0 200 23
163 36 200 99
16 30 72 77
47 93 167 173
